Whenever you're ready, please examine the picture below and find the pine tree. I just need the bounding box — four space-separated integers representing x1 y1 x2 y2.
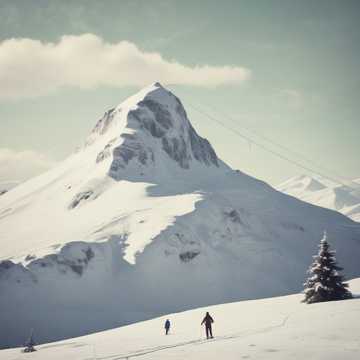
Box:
303 233 352 304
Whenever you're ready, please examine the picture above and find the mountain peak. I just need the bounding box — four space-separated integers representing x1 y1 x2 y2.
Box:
85 83 220 181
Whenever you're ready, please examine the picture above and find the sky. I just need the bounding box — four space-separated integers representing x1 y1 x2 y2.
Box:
0 0 359 185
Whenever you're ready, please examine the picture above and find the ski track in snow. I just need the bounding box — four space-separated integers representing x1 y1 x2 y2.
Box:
25 319 290 360
4 325 293 360
2 279 360 360
79 314 293 360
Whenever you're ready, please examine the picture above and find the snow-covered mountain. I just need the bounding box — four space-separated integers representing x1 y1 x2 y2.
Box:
1 278 359 360
1 83 360 348
277 175 360 222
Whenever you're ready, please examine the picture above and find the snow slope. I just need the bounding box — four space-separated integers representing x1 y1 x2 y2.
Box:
277 175 360 222
0 181 19 196
1 83 360 348
1 278 359 360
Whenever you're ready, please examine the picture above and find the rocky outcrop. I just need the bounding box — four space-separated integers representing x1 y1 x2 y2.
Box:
107 83 218 178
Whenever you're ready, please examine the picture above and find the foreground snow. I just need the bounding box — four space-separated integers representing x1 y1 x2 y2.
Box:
2 278 359 360
277 175 360 222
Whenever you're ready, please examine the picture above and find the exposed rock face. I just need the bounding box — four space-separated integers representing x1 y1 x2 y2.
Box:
103 83 219 179
91 108 116 136
69 191 94 209
179 250 200 262
0 243 96 282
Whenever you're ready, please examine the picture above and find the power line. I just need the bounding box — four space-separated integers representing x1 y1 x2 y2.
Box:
181 98 356 190
194 101 353 185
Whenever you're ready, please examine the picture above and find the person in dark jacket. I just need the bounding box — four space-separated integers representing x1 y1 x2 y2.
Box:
164 319 171 335
201 312 214 339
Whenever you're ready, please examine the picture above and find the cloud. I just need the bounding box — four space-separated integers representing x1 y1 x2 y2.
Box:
0 34 251 100
0 148 55 182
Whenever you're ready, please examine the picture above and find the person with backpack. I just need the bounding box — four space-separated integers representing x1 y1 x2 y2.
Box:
201 312 214 339
164 319 171 335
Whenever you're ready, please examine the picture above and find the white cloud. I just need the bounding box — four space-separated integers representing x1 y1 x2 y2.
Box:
0 34 251 99
0 148 55 182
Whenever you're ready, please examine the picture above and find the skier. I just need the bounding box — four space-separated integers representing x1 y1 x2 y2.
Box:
164 319 171 335
201 312 214 339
